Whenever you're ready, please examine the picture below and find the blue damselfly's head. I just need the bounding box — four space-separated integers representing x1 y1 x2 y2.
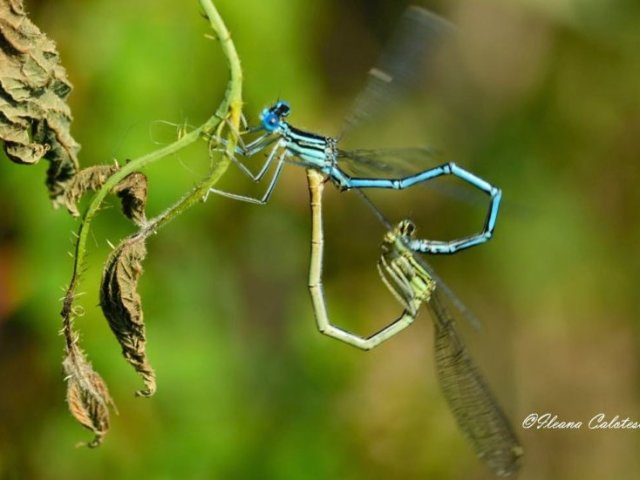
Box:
260 100 290 132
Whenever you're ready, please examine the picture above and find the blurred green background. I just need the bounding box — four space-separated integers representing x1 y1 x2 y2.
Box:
1 0 639 479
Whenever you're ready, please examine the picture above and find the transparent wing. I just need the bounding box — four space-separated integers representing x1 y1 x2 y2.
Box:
340 147 486 216
336 146 443 178
427 290 523 478
414 253 481 330
340 6 455 138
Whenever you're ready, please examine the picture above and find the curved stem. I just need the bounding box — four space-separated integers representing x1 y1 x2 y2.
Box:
62 0 243 340
135 0 244 237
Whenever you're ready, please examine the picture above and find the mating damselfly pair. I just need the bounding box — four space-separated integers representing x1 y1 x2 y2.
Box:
204 5 522 477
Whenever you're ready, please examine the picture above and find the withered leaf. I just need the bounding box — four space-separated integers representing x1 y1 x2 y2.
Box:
112 171 148 226
63 344 116 448
56 163 148 223
57 164 120 216
100 235 156 397
0 0 80 203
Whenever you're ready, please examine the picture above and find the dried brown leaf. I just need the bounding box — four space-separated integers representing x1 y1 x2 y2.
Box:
58 165 120 216
63 345 116 448
0 0 80 203
56 164 148 222
112 171 148 226
100 235 155 397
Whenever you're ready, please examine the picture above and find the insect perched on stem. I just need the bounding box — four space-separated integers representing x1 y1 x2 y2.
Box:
207 6 502 256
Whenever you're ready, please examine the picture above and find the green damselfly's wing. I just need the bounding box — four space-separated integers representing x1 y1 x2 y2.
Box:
428 289 523 477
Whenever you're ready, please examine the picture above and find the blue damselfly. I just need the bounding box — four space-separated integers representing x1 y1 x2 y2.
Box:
208 7 502 255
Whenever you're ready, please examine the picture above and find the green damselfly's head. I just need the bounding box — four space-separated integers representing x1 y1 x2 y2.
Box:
260 100 290 133
382 219 417 251
397 219 416 237
379 219 435 314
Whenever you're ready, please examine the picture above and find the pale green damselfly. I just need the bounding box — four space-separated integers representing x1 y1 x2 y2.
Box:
306 169 523 477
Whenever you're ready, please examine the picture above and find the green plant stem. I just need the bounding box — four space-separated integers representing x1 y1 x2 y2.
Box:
62 0 243 347
136 0 244 237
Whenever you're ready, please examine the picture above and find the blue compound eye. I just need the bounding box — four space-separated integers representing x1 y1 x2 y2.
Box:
260 111 280 132
274 101 290 118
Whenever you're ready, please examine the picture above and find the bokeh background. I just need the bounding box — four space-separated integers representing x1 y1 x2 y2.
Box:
1 0 639 479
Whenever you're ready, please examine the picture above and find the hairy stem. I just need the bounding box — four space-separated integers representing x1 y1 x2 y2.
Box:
62 0 243 342
136 0 244 237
